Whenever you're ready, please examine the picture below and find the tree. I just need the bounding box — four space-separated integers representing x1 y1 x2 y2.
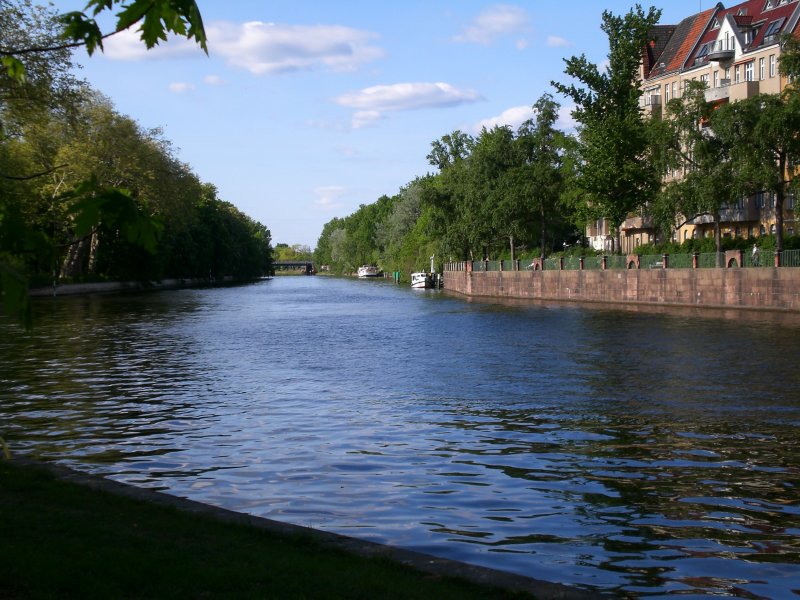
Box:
0 0 207 326
552 5 662 253
515 93 571 258
650 81 739 261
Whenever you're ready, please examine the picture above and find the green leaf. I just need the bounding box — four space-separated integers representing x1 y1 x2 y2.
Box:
59 12 105 55
0 56 27 83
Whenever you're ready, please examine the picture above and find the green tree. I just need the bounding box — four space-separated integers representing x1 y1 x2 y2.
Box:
515 93 572 258
552 5 662 253
650 81 739 261
0 0 207 325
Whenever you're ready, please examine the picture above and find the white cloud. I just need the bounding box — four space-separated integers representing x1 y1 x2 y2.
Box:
547 35 570 48
336 82 482 128
313 186 346 209
169 82 195 93
473 105 535 132
473 103 577 134
99 20 384 76
557 104 578 131
203 74 226 86
207 21 384 74
102 28 200 60
453 4 530 45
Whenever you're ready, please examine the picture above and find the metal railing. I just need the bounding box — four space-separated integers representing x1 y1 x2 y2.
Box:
443 250 800 273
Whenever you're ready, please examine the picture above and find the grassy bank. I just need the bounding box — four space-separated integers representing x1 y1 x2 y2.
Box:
0 460 533 599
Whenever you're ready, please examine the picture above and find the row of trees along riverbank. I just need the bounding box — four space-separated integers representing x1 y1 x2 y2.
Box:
0 1 273 326
314 6 800 277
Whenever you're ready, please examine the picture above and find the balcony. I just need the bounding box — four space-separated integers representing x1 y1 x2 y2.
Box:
643 95 662 118
689 198 759 225
708 48 735 63
705 80 731 102
622 214 655 231
730 80 759 102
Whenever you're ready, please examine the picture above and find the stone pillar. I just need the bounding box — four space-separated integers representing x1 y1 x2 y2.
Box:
775 251 781 268
692 252 699 269
662 254 669 269
601 255 608 270
514 259 520 271
579 257 585 270
466 260 473 273
499 260 504 272
558 257 564 270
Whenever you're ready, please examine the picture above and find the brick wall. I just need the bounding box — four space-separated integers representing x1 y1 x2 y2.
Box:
443 268 800 311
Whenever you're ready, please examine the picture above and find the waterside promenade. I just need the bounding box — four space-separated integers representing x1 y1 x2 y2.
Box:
444 253 800 314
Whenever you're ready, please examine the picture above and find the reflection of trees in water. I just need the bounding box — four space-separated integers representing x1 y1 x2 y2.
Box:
432 402 800 594
1 293 206 460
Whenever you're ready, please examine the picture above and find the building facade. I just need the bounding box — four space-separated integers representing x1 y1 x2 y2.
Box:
586 0 800 253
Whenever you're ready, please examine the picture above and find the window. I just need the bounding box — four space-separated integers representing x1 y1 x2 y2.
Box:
714 70 720 87
673 81 678 98
760 57 765 80
700 74 709 87
771 224 777 234
712 17 721 29
665 83 670 102
770 54 776 77
764 0 774 9
763 18 786 44
725 66 731 81
745 61 754 81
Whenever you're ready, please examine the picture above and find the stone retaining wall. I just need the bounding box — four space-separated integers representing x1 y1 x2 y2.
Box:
444 267 800 312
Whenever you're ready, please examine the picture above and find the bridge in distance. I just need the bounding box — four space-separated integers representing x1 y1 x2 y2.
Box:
273 261 315 275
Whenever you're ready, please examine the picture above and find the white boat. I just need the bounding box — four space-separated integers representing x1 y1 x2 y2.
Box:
411 272 432 288
357 265 380 278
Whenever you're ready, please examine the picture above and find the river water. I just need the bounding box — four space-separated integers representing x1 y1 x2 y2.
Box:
1 276 799 597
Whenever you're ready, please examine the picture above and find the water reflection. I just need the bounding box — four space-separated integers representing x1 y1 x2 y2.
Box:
1 278 799 597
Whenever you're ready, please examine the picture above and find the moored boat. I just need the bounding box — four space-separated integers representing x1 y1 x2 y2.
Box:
411 272 432 288
357 265 380 278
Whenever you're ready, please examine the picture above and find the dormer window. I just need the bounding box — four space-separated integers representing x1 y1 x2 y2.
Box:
763 17 785 44
764 0 774 8
697 42 712 58
712 17 721 29
738 8 747 15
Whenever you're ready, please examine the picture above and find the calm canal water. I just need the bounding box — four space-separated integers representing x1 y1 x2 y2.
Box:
2 276 799 597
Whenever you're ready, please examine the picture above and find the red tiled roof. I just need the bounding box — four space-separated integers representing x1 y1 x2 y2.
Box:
646 7 718 78
685 0 800 67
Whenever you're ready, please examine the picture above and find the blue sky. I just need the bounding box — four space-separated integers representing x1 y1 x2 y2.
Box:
52 1 709 248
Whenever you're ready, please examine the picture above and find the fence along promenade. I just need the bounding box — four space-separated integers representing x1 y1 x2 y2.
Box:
444 249 800 273
443 250 800 314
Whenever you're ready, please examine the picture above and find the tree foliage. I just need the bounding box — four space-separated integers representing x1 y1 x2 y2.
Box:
0 0 270 327
553 5 662 251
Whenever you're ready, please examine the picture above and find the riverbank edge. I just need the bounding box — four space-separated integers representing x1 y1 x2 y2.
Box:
28 277 267 297
443 268 800 322
6 456 598 600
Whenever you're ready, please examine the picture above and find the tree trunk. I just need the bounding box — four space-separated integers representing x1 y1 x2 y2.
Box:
776 155 787 254
540 204 546 258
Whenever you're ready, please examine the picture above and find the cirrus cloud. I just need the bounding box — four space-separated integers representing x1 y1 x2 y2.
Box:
336 82 482 129
547 35 570 48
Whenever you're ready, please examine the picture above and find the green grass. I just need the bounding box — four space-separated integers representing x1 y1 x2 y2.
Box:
0 460 533 599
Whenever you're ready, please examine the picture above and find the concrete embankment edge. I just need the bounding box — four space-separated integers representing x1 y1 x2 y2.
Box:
444 268 800 321
9 457 600 599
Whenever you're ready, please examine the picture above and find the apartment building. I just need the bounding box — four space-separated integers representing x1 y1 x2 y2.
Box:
586 0 800 253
